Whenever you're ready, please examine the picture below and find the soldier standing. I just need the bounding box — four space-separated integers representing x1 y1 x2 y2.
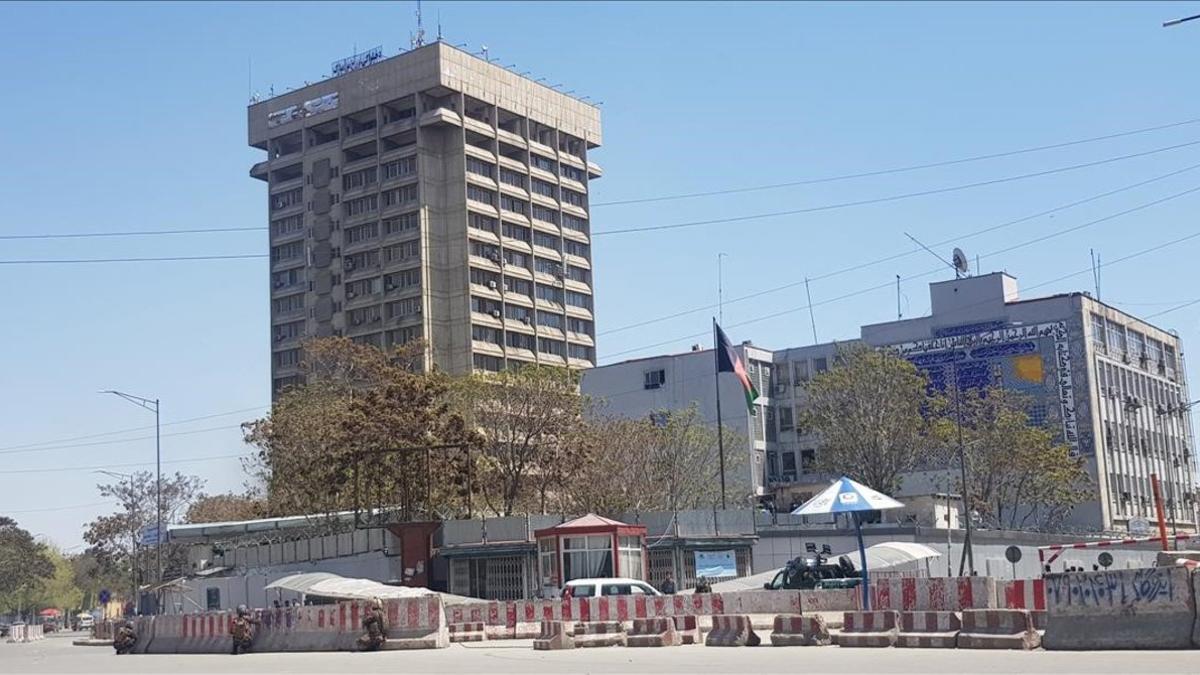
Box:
230 605 259 655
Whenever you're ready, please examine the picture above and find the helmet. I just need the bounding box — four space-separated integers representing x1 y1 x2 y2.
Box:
370 597 383 610
125 620 136 629
237 604 249 616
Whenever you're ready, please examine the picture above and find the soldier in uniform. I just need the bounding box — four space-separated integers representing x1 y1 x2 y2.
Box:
357 597 387 651
112 620 137 655
230 605 259 655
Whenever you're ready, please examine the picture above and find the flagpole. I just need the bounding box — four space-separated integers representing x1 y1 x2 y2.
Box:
713 318 727 510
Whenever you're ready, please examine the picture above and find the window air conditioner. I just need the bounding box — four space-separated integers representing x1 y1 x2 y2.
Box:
488 280 499 290
491 310 502 318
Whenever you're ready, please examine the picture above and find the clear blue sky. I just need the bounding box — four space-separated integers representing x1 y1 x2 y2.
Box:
3 1 1199 549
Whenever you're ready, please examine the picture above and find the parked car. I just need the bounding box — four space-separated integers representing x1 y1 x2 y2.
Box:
763 554 861 590
77 614 95 631
0 623 10 638
562 577 662 598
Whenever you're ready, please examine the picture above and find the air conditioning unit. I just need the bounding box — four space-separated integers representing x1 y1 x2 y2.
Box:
522 316 532 325
347 291 357 299
353 318 363 326
385 283 396 291
491 310 502 318
345 260 355 270
488 280 499 290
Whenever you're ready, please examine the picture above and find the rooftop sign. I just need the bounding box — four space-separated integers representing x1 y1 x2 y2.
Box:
332 46 384 77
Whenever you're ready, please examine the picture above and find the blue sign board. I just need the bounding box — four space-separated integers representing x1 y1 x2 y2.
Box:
98 589 111 605
694 550 737 578
139 525 166 547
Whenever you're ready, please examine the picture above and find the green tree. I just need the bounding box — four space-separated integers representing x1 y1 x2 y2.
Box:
28 547 83 613
83 471 205 585
0 517 53 614
451 365 585 516
950 387 1091 530
798 345 939 495
565 406 749 515
243 337 471 518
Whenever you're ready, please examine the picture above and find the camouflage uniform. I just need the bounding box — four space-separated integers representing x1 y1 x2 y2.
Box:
230 606 259 655
357 599 387 651
112 623 137 655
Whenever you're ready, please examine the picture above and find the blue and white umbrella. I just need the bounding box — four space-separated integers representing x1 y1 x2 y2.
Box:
791 476 904 610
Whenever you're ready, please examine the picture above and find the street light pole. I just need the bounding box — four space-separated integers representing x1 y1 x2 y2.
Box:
94 470 137 614
100 391 161 590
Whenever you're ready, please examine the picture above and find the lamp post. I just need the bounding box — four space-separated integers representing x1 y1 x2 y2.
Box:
100 391 161 589
94 470 138 614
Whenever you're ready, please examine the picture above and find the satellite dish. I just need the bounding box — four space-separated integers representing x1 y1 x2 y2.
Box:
952 248 970 277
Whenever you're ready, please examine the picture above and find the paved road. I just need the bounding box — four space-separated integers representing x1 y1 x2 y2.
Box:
4 631 1198 674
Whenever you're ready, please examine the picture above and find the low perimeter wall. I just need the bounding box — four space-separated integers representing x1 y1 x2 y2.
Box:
1043 566 1196 650
138 596 447 653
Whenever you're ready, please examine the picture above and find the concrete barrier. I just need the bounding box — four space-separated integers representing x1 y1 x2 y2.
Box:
839 611 898 647
871 577 995 612
958 609 1040 650
572 621 626 648
7 624 26 643
705 615 760 647
380 596 449 650
769 614 830 646
1002 579 1046 611
532 621 573 650
448 622 486 643
673 615 702 645
895 611 960 648
1043 566 1194 650
627 618 681 647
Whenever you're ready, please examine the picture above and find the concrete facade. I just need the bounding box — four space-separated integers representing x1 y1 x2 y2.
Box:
248 43 601 393
584 273 1196 534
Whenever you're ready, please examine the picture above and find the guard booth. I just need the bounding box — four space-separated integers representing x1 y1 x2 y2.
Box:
534 514 647 593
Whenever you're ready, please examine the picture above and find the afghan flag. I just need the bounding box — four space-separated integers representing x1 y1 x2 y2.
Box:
714 321 760 412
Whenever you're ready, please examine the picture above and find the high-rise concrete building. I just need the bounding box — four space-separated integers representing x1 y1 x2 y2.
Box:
583 273 1197 535
248 43 602 394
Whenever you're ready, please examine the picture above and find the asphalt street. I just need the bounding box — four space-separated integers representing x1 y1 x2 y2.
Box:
4 631 1198 674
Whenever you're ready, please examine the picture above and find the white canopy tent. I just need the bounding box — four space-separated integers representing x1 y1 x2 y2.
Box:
264 573 434 602
709 542 941 593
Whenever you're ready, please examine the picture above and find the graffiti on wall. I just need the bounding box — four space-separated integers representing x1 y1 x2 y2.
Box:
1045 567 1186 615
893 320 1081 456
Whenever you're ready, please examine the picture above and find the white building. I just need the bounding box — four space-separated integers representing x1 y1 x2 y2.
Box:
583 273 1197 534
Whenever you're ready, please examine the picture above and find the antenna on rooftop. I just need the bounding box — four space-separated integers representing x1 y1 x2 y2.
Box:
904 232 964 279
437 10 444 42
411 0 426 49
481 44 489 61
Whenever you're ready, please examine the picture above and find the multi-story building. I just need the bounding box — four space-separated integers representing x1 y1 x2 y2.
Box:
248 42 602 393
583 273 1197 534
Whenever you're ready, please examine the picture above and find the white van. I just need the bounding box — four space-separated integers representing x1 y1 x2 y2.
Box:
562 578 662 598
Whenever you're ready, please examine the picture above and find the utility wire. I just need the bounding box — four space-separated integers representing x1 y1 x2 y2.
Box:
0 406 267 452
600 222 1200 362
1 501 118 514
0 254 266 265
0 227 265 241
0 424 247 456
599 161 1200 336
0 453 249 476
592 115 1200 206
1144 298 1200 319
593 139 1200 235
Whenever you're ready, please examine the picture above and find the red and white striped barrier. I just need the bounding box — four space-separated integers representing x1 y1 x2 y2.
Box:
958 609 1040 650
895 611 960 648
705 615 760 647
769 614 830 647
1038 534 1196 565
136 596 447 654
627 618 681 648
1001 579 1046 611
839 611 899 648
572 621 625 648
673 615 702 645
532 621 573 650
870 577 995 612
448 622 486 643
